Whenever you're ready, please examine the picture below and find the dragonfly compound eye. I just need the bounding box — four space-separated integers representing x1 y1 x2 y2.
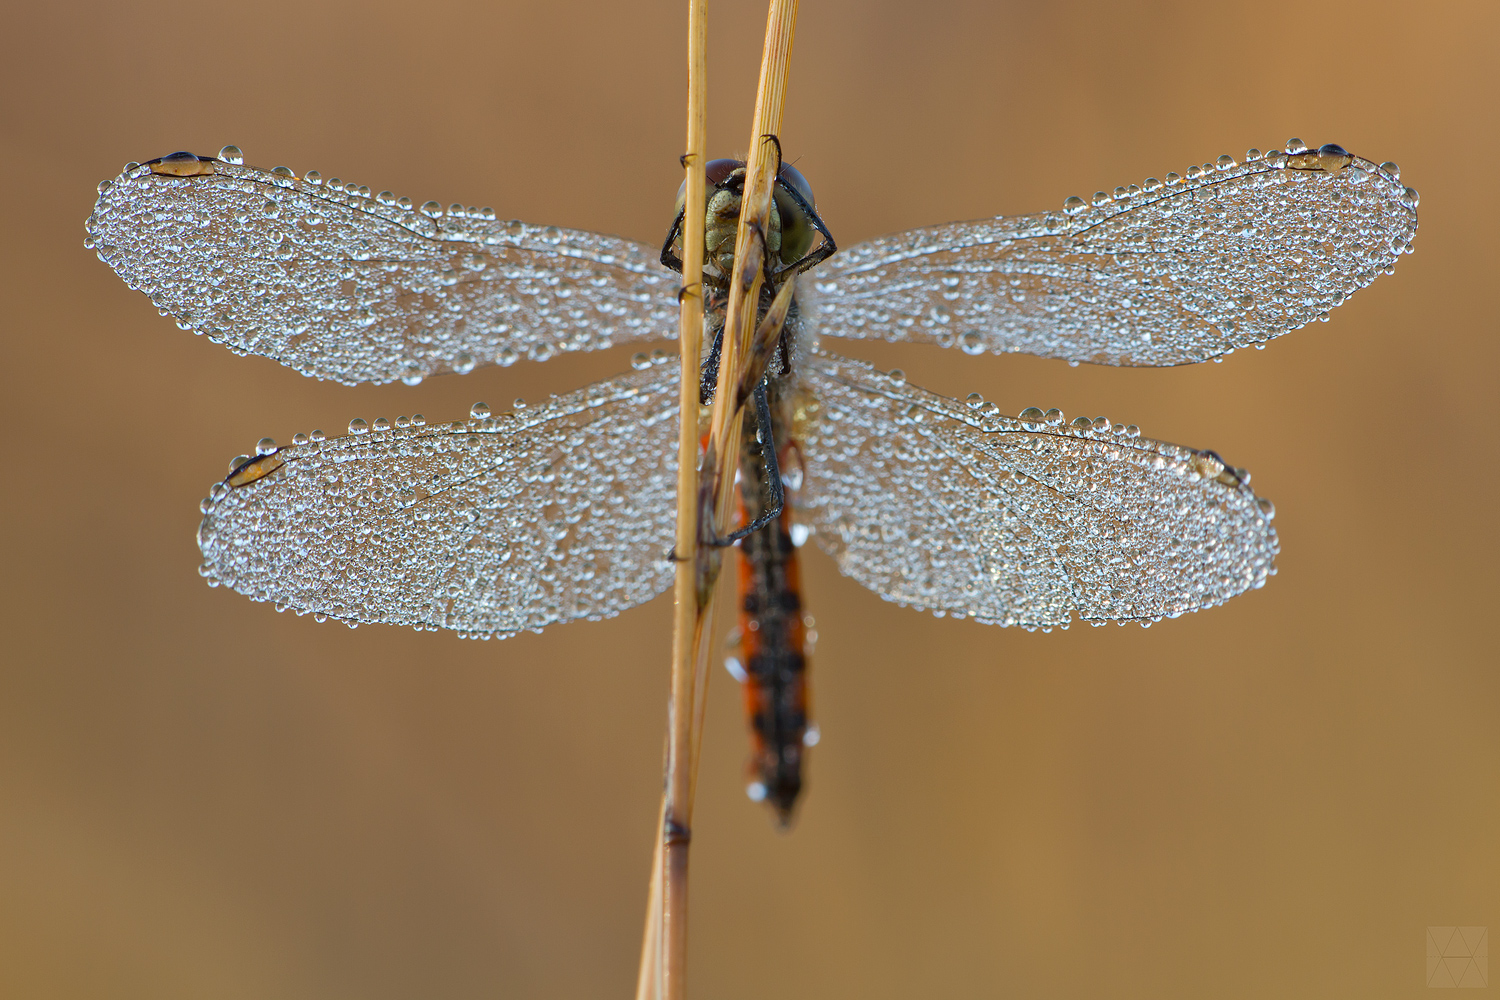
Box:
773 162 817 266
705 158 745 188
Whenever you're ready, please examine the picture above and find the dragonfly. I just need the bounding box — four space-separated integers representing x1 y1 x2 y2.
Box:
85 139 1418 823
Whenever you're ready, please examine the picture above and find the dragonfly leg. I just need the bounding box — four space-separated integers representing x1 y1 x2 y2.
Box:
705 381 784 548
771 179 838 277
755 131 838 278
699 325 724 405
659 208 685 273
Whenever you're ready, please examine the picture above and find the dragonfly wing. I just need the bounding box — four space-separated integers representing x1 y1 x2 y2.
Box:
796 352 1279 627
198 359 680 637
802 146 1417 366
88 155 678 385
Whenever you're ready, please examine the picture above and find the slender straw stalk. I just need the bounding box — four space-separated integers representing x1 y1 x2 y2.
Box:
637 1 708 998
638 2 798 997
704 0 799 537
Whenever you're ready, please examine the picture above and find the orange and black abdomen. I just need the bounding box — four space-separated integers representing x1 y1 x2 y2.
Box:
734 393 812 826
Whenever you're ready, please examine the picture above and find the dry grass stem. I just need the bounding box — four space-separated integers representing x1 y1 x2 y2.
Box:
637 0 708 997
704 0 799 537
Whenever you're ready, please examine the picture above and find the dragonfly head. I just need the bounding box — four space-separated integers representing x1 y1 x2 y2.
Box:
672 158 819 280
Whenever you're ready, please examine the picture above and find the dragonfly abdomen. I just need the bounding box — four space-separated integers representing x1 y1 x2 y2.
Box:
734 387 812 827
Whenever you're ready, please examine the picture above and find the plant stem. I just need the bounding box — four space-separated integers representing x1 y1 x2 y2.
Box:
704 0 798 537
638 0 708 998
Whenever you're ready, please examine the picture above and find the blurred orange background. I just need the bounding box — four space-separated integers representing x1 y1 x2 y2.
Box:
1 1 1494 997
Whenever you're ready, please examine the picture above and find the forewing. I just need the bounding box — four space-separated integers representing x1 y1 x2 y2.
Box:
197 360 680 637
802 145 1418 366
87 154 678 385
796 353 1279 627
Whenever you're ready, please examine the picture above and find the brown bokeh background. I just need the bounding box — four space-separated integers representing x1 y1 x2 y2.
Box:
1 1 1494 997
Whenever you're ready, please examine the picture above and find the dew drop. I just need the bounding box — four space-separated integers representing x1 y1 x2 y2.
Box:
1063 195 1086 215
959 330 984 355
498 347 519 368
887 369 906 385
218 145 243 164
630 352 651 370
470 402 491 420
348 418 368 435
1317 143 1352 174
453 351 476 374
1285 138 1308 154
255 437 277 456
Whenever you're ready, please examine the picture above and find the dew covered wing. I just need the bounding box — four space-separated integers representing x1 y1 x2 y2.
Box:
197 362 680 637
802 149 1417 366
796 354 1279 627
87 160 678 385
